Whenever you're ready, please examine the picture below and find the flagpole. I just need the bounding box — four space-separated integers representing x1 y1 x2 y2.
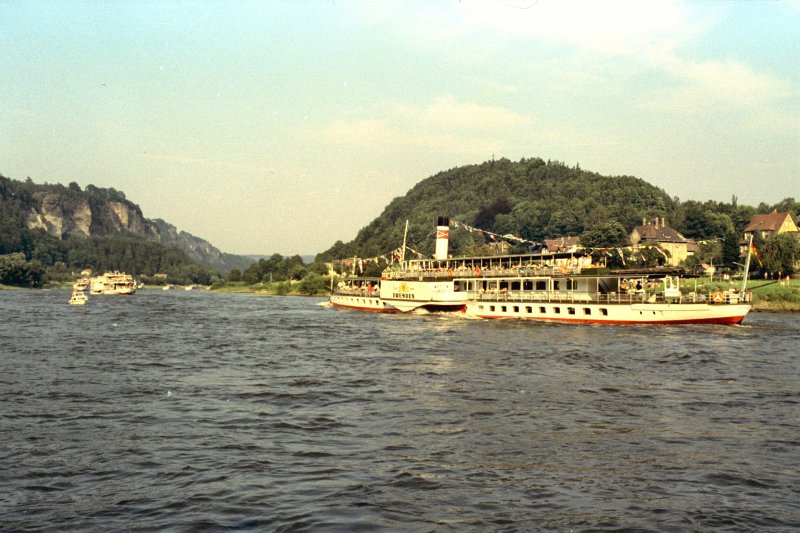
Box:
400 219 409 263
741 234 753 293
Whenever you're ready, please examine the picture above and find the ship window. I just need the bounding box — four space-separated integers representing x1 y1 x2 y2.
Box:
478 305 485 310
499 281 509 291
539 306 546 314
554 307 561 314
490 305 496 312
511 281 521 291
536 281 547 291
567 279 577 291
523 281 534 291
583 308 591 315
501 306 507 313
513 306 520 313
525 306 532 314
600 308 608 316
454 281 461 291
553 281 560 291
568 307 576 315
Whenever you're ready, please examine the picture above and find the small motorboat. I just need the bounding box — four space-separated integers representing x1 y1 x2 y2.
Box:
69 290 88 305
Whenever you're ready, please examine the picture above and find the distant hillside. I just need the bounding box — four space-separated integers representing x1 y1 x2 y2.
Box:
317 157 797 263
318 157 676 260
150 218 251 272
0 175 249 273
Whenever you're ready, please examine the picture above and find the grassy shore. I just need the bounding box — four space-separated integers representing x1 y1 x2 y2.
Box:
692 277 800 312
746 279 800 312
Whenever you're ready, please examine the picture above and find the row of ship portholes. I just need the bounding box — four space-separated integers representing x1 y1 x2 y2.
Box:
342 297 381 307
476 304 609 317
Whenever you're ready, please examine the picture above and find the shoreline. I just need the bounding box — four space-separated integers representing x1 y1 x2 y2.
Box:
6 283 800 313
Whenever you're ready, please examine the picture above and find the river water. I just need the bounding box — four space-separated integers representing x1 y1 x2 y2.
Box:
1 289 798 531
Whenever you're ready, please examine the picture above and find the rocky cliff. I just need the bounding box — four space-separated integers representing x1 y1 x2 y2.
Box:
25 189 160 240
2 176 246 272
152 218 249 272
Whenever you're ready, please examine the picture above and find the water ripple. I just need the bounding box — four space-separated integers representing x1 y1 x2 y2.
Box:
1 290 798 530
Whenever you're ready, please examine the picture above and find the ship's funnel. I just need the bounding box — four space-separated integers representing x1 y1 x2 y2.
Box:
435 216 449 260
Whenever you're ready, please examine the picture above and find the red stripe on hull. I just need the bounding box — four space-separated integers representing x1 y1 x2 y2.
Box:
472 314 747 325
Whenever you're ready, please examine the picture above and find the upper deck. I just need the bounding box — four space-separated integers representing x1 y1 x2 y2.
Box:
381 251 686 282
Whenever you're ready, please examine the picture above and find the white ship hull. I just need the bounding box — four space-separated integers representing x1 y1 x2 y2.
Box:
465 300 750 325
329 292 390 312
379 279 467 313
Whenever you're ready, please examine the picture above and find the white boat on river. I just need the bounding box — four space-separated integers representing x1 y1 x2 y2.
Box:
330 218 752 325
89 271 137 295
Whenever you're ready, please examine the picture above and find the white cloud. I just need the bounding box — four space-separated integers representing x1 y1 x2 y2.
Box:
458 0 693 54
639 54 799 132
311 95 570 153
354 0 697 56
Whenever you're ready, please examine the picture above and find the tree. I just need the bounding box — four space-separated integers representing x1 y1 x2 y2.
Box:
297 272 327 295
721 230 741 269
0 252 45 287
474 196 512 229
673 201 734 239
580 221 628 248
762 233 799 275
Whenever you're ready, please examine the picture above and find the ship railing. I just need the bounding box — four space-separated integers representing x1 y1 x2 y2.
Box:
334 287 378 297
468 290 749 305
383 265 581 280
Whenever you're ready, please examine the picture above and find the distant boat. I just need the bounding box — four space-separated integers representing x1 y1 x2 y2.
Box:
90 271 136 295
73 277 90 291
69 290 88 305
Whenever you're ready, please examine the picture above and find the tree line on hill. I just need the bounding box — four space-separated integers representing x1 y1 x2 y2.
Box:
317 157 798 275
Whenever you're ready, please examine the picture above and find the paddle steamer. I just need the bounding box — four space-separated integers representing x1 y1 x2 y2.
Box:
331 218 752 325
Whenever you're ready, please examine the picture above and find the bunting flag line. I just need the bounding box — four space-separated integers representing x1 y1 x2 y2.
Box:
449 219 544 248
338 219 720 271
616 247 626 266
333 244 427 275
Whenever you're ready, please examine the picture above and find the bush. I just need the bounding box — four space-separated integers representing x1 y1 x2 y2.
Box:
0 253 45 287
297 272 328 295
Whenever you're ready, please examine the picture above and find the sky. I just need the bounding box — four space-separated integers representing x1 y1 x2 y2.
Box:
1 0 798 256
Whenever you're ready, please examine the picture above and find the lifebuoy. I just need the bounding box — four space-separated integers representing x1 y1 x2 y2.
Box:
712 291 724 303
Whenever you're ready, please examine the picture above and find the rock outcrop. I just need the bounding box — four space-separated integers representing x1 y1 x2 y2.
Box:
2 176 246 272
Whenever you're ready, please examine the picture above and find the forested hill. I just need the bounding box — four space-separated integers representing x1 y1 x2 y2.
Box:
0 175 249 274
317 157 797 261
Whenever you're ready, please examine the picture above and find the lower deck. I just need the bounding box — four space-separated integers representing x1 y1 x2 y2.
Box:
466 299 749 325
